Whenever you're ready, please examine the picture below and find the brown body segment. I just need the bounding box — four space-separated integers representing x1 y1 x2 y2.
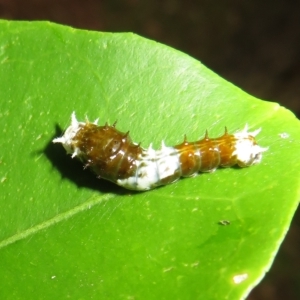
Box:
174 130 239 176
73 122 142 181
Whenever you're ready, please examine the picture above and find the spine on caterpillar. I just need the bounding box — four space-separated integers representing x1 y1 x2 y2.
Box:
53 112 267 191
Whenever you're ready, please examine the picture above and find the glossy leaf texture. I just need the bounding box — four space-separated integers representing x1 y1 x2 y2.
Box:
0 21 299 299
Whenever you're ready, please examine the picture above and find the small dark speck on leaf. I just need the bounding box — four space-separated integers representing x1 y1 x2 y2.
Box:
218 220 230 226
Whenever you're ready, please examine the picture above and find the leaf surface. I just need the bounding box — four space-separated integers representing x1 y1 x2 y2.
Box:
0 20 299 299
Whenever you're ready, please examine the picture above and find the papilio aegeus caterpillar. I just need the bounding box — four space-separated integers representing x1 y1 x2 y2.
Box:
53 112 267 191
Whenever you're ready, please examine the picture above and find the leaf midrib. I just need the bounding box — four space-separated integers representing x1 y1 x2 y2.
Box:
0 193 115 249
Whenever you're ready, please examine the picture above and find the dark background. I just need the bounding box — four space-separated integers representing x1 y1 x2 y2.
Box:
1 0 299 299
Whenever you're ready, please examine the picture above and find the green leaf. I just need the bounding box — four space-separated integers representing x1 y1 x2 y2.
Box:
0 20 299 299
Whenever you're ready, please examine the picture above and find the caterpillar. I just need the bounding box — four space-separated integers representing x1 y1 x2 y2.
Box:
53 112 267 191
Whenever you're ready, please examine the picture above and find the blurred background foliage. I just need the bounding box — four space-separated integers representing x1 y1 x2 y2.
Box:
1 1 299 299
